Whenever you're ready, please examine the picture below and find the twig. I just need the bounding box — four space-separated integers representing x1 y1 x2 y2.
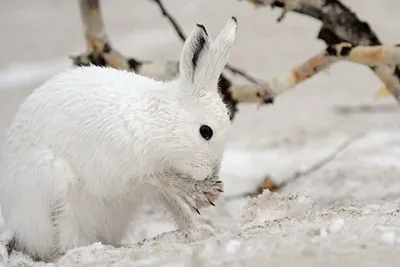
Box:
333 103 400 115
279 133 366 187
150 0 264 84
224 133 366 201
151 0 186 41
225 65 263 84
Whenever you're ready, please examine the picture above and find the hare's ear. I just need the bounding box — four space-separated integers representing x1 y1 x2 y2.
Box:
179 23 212 85
205 17 238 87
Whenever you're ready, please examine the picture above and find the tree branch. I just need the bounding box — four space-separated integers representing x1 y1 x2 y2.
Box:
250 43 400 103
327 43 400 66
249 49 338 101
240 0 400 104
151 0 187 42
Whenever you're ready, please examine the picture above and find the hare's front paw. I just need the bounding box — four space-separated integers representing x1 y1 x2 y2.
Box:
193 179 224 209
169 175 224 214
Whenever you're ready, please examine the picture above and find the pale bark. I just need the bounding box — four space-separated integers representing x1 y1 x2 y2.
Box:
249 43 400 102
242 0 400 104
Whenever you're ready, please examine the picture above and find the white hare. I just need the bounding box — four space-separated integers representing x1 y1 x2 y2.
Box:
0 17 238 261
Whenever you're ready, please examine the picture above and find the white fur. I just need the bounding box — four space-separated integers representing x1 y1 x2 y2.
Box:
0 17 238 261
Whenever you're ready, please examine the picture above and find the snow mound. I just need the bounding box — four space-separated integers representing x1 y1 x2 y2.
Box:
1 191 399 267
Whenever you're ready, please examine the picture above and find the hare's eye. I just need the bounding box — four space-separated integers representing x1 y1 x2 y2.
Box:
199 125 213 140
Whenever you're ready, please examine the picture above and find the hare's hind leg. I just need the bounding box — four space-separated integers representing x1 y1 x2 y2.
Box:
55 197 94 254
0 148 75 261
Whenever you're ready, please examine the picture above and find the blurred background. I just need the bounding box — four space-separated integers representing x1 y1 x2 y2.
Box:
1 0 400 216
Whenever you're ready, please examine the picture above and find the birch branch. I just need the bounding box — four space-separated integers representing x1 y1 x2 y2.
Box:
248 43 400 102
251 49 338 101
327 43 400 66
241 0 400 104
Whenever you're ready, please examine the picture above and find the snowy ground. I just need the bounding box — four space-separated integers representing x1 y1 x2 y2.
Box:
1 0 400 266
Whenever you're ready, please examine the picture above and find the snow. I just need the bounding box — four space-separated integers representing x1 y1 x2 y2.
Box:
380 232 397 246
225 240 242 254
1 0 400 266
328 219 345 234
0 59 69 90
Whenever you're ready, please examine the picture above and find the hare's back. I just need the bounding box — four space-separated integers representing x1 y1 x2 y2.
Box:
5 66 152 154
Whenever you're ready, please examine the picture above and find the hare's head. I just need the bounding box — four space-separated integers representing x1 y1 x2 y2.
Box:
158 17 238 181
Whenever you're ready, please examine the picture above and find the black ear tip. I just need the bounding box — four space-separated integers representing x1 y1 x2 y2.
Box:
196 23 208 36
231 16 237 23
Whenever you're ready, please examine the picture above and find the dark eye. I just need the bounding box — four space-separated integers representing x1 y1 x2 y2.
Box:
199 125 213 140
